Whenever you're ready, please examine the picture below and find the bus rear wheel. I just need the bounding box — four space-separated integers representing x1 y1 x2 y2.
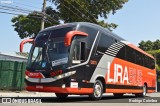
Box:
55 93 68 100
89 80 103 100
135 84 147 97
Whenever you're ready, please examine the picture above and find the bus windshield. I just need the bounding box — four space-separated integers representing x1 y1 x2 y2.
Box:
27 38 68 70
27 27 73 70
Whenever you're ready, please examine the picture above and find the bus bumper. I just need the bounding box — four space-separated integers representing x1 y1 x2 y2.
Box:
26 86 93 94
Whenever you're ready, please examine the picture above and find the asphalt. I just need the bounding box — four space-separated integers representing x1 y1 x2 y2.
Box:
0 91 160 106
0 90 160 97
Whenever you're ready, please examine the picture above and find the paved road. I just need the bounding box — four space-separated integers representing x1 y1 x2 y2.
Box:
36 94 160 103
0 92 160 106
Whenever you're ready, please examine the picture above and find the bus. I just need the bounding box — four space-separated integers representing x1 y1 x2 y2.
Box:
20 22 156 100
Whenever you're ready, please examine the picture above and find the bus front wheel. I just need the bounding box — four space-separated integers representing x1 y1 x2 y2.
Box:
89 80 103 100
55 93 68 100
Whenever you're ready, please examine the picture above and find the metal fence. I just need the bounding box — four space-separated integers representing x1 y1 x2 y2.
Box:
0 60 26 90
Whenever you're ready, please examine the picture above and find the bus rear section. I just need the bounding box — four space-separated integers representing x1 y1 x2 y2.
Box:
20 22 156 100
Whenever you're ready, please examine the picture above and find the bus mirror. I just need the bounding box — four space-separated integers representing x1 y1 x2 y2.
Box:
64 31 88 46
20 39 34 52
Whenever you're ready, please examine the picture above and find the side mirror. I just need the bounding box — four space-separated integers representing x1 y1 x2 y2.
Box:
64 31 88 46
20 39 34 52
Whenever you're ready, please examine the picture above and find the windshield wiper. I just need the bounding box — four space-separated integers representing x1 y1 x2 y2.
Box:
30 50 42 69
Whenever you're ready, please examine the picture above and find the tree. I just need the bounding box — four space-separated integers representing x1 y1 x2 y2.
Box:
138 40 146 51
11 6 60 39
139 40 153 51
139 39 160 51
49 0 128 30
145 40 153 51
153 39 160 50
12 0 128 39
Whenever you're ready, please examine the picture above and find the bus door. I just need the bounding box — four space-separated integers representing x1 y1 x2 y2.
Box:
68 37 88 82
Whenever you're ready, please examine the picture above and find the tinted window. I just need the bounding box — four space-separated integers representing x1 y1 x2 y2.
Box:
150 58 155 69
136 51 143 66
116 45 155 69
51 27 74 38
126 46 136 63
78 25 98 48
117 46 126 60
97 33 114 54
143 56 155 69
35 31 51 45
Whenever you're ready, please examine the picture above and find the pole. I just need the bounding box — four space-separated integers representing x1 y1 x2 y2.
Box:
41 0 46 30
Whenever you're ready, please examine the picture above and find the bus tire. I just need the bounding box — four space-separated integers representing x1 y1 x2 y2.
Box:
113 93 123 97
135 84 147 97
89 80 103 100
55 93 68 100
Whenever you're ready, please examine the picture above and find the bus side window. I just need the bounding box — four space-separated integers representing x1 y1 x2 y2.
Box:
96 33 114 55
72 41 86 64
126 46 136 63
151 58 155 69
116 46 126 60
136 51 143 66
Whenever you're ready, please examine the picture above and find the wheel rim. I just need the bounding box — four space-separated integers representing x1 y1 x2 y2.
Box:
143 85 146 96
94 83 102 97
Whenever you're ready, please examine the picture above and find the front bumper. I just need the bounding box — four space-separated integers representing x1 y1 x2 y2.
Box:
26 86 93 94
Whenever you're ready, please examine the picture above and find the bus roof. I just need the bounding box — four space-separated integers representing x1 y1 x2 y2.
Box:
41 22 154 59
41 22 125 41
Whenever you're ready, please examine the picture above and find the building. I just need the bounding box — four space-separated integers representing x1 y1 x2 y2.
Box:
0 52 27 62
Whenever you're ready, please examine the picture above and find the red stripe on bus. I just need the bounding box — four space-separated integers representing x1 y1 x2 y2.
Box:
106 88 143 93
26 86 93 94
147 90 156 93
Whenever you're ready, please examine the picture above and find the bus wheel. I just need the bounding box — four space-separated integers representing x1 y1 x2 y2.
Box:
55 93 68 100
135 84 147 97
89 80 103 100
113 93 123 97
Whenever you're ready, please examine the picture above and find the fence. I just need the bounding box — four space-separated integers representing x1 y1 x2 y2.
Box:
0 60 26 90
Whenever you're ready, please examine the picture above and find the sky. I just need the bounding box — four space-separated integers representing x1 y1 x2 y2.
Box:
0 0 160 54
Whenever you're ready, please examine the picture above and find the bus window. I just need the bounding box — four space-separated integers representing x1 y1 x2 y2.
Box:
136 51 143 66
96 33 114 54
144 55 149 68
116 46 126 60
72 41 86 64
151 58 155 69
126 46 136 63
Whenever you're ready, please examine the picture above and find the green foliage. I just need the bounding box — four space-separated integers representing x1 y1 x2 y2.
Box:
12 0 128 39
138 40 153 51
11 7 60 39
49 0 128 30
153 39 160 50
139 40 160 51
156 64 160 71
